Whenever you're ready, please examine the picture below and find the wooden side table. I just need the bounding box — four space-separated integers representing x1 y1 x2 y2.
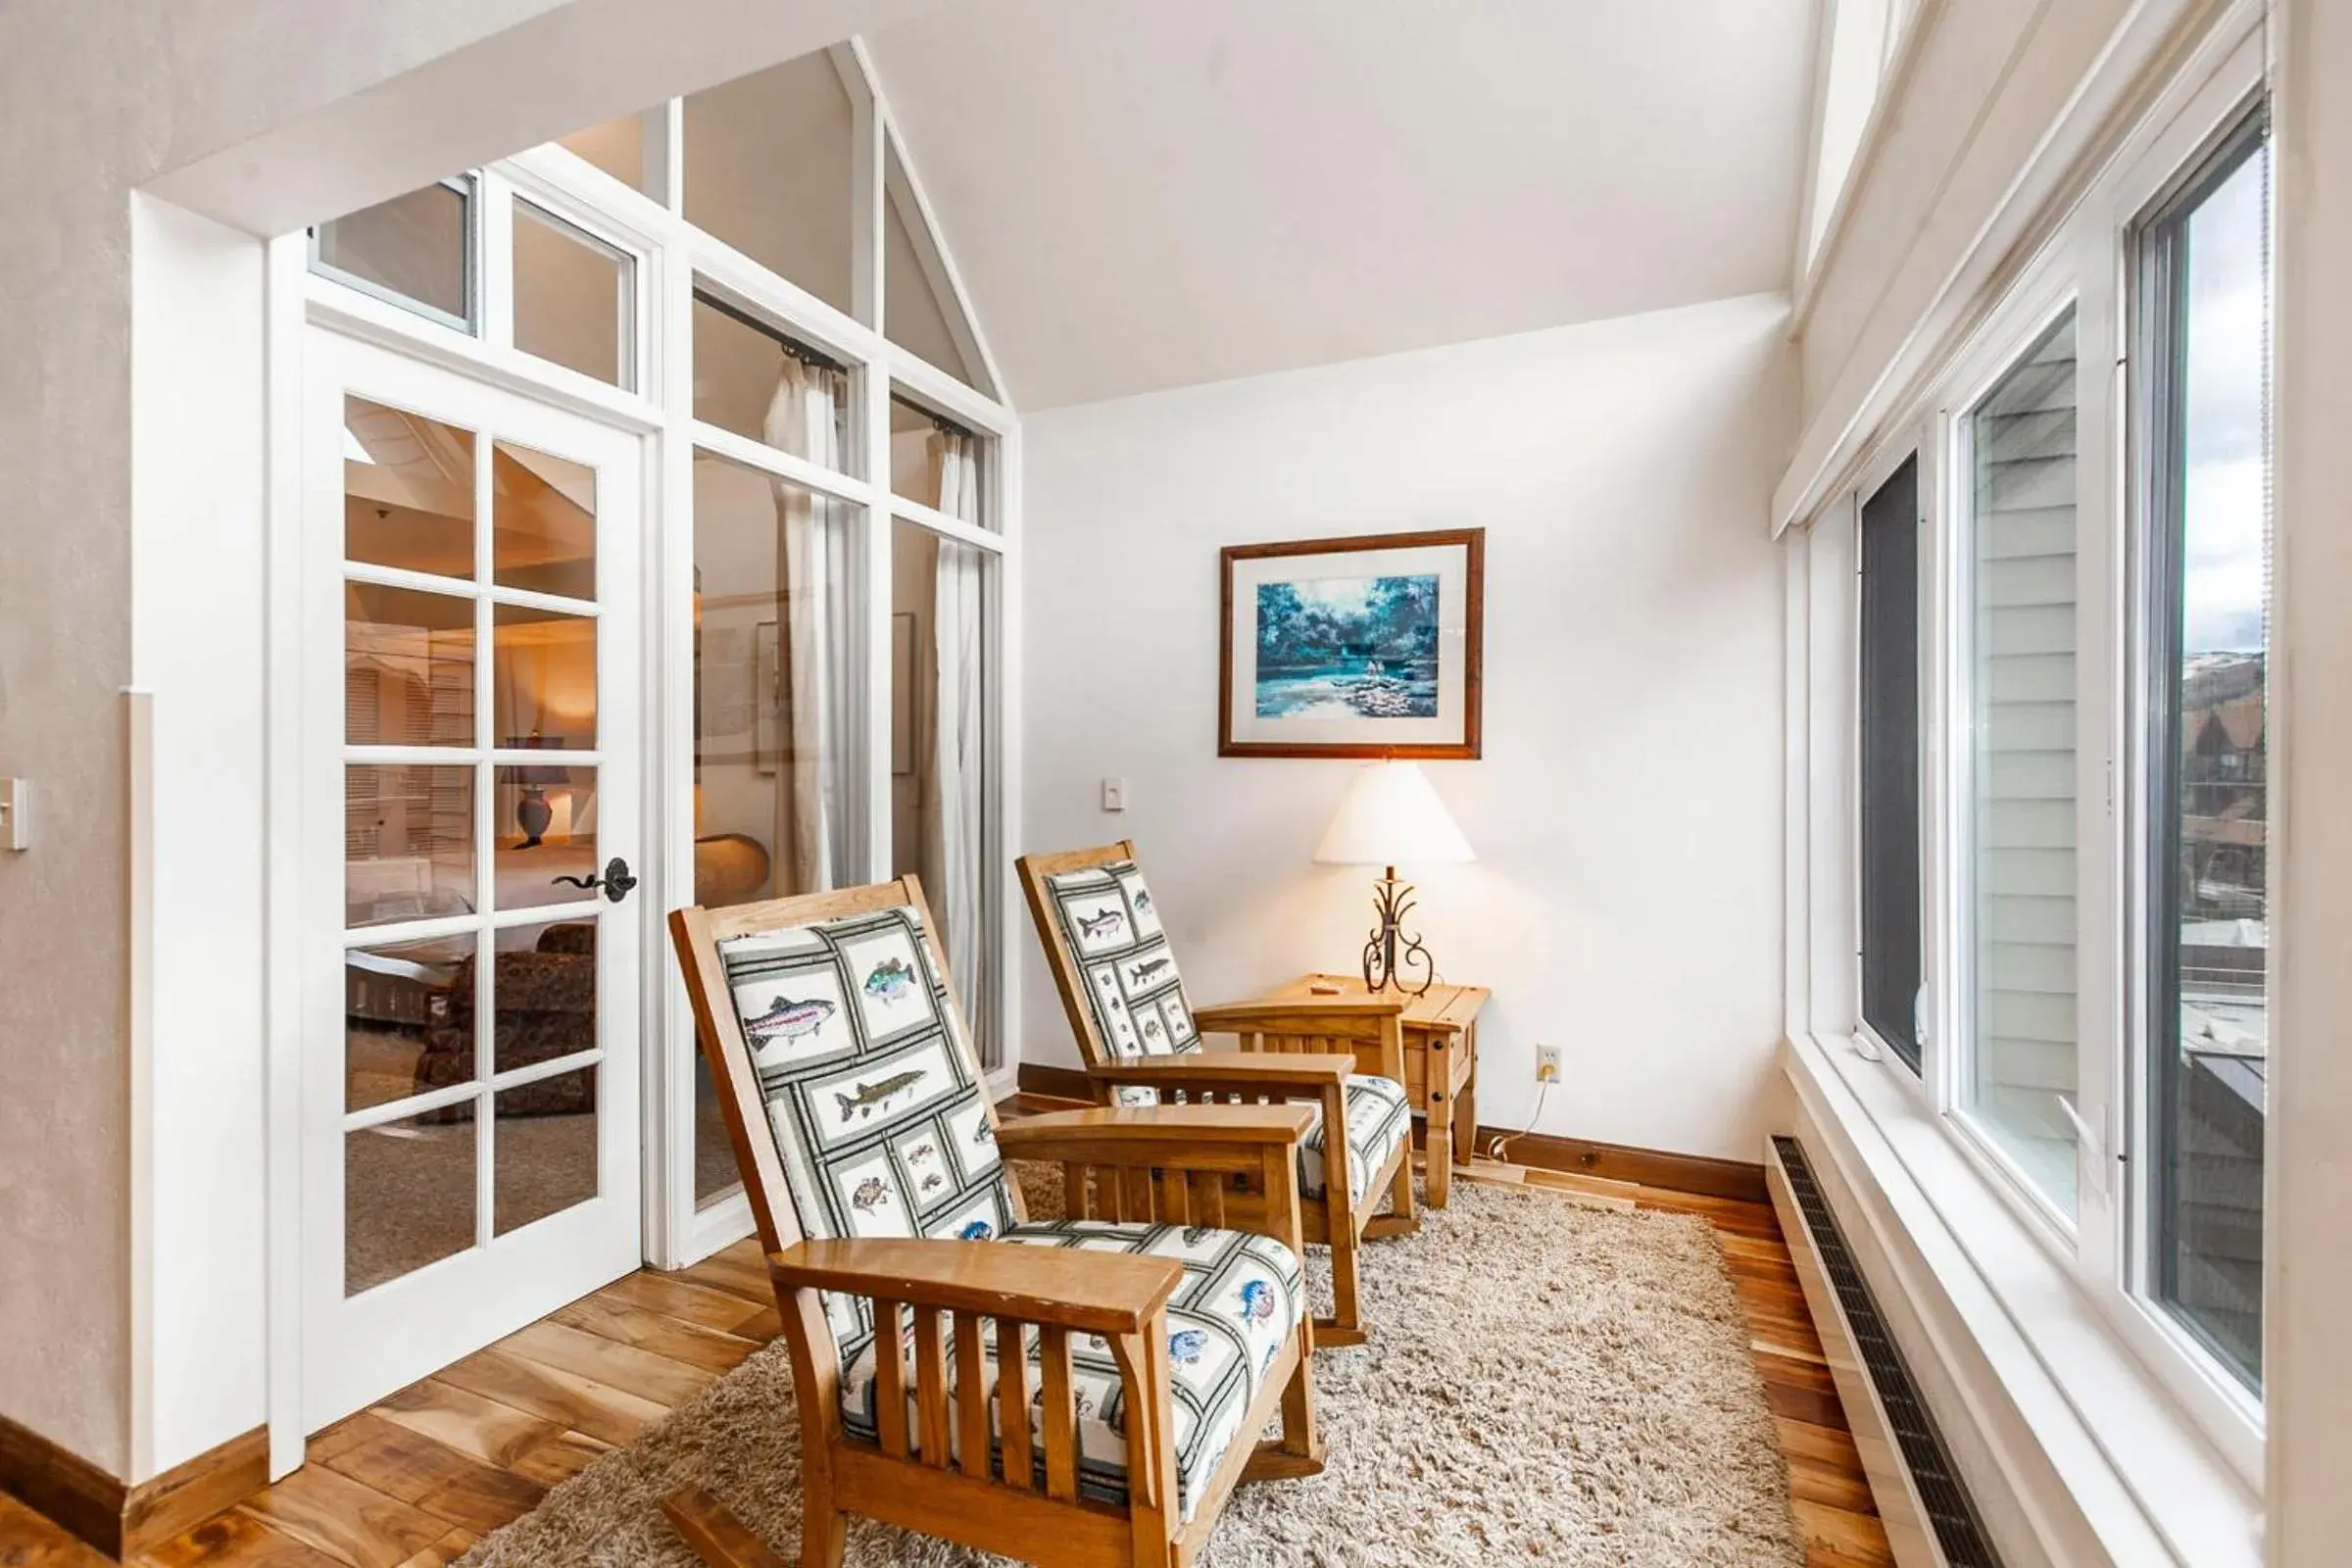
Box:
1253 973 1490 1206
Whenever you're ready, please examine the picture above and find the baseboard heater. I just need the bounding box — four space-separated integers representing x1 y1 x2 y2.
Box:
1766 1136 2003 1568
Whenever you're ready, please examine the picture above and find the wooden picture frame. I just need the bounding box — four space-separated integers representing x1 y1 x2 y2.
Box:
1218 528 1484 760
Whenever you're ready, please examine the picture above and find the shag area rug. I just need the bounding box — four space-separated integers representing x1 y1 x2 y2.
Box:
461 1170 1800 1567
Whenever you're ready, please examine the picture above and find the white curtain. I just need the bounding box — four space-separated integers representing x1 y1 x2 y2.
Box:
764 359 857 893
925 431 990 1060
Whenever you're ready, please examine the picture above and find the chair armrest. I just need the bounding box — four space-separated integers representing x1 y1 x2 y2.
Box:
1189 998 1403 1031
998 1103 1316 1163
1190 1001 1407 1085
1086 1052 1355 1089
768 1238 1181 1336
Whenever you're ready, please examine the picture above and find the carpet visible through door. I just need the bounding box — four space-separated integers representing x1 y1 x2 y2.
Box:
459 1171 1801 1567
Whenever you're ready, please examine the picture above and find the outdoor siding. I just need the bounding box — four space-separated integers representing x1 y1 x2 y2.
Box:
1970 318 2080 1193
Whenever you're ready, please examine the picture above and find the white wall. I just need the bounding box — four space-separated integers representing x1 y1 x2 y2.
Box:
128 195 272 1481
2267 1 2352 1557
1021 294 1793 1162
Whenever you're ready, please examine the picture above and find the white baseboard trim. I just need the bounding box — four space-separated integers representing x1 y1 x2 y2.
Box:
1783 1033 2261 1568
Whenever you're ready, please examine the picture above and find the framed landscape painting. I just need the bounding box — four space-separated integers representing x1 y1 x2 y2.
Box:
1219 527 1484 759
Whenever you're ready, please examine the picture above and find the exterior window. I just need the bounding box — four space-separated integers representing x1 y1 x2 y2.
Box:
1858 455 1923 1069
2137 113 2271 1391
1960 307 2081 1214
313 178 475 332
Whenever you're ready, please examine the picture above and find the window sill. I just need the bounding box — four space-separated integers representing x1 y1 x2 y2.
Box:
1783 1030 2261 1568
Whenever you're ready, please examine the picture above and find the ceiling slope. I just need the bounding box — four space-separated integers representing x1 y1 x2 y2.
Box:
869 0 1815 409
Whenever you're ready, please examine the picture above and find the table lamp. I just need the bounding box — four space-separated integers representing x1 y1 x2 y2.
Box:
1313 760 1474 995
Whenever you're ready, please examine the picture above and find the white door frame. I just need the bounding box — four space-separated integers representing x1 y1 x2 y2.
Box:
293 322 652 1434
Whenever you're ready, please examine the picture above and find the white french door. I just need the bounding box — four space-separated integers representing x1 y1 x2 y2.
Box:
301 328 647 1429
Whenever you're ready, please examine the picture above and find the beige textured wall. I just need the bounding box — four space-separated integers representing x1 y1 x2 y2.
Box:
0 0 946 1482
0 0 586 1483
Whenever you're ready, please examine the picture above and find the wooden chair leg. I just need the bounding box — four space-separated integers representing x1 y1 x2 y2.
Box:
1316 1230 1368 1348
662 1486 794 1568
1363 1143 1420 1240
802 1494 848 1568
1247 1332 1327 1481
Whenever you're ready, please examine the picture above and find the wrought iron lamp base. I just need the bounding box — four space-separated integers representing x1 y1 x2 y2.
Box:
1360 863 1436 996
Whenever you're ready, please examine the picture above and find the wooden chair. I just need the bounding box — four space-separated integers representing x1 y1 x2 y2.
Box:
666 876 1325 1568
1017 843 1417 1348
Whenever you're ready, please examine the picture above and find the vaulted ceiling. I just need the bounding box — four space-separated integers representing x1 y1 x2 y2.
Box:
868 0 1817 410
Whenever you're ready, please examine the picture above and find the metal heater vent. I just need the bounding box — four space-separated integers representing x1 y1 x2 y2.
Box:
1771 1136 2003 1567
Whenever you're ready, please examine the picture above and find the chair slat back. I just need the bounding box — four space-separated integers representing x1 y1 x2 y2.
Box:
668 875 1023 1271
1016 842 1203 1105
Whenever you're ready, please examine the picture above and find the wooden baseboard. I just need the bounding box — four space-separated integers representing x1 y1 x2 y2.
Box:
1014 1062 1095 1102
1469 1125 1768 1203
0 1411 267 1559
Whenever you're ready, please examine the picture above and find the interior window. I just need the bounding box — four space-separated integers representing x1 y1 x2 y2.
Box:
1858 454 1923 1069
313 178 475 331
682 51 856 317
1961 308 2082 1213
2139 113 2271 1392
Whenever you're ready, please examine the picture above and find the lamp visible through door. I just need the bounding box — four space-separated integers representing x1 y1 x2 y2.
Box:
507 733 570 849
1313 760 1474 996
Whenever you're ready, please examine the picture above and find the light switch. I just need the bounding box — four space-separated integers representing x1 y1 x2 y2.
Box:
1101 777 1128 812
0 779 26 852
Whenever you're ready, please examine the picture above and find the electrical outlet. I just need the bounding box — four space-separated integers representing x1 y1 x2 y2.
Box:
1101 777 1128 812
1536 1044 1562 1083
0 778 25 852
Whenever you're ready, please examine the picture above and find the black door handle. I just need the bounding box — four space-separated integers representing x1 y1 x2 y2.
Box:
552 856 637 904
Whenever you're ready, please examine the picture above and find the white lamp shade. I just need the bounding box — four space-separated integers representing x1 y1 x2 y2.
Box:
1312 761 1475 867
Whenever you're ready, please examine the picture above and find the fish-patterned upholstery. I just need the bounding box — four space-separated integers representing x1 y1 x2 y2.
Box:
1045 859 1412 1208
715 901 1302 1518
716 905 1015 1355
840 1220 1302 1522
1041 860 1202 1107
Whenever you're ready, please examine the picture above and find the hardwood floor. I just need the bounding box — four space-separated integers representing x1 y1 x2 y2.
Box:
0 1129 1887 1568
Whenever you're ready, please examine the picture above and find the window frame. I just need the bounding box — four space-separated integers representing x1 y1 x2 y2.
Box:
309 174 481 337
1851 444 1928 1077
2123 99 2274 1404
294 40 1022 1280
1792 13 2271 1484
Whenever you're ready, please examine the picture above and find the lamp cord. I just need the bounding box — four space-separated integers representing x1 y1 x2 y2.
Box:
1484 1079 1550 1166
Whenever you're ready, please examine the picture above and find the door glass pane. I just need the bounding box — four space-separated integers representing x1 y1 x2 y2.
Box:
315 180 473 329
347 1108 476 1295
486 920 599 1080
1858 455 1923 1068
493 604 596 751
347 585 475 747
891 518 995 1067
691 292 853 468
493 441 597 600
692 449 863 1204
1963 308 2080 1214
495 1065 600 1236
346 932 476 1112
494 762 599 908
513 201 634 389
2148 127 2270 1390
884 140 979 388
345 397 476 577
346 764 475 927
682 51 855 315
890 396 986 526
